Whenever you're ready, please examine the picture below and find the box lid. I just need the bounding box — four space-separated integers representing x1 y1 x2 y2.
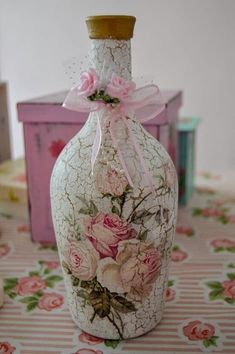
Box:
17 90 183 125
178 117 201 131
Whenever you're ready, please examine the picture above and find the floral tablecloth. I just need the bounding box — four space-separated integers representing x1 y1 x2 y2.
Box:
0 172 235 354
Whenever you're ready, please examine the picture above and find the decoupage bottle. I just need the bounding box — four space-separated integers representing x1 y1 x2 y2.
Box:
50 15 178 339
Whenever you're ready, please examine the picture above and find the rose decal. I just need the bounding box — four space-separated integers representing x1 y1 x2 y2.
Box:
62 193 164 339
84 212 136 258
95 166 128 196
64 240 99 280
165 279 176 302
97 239 161 300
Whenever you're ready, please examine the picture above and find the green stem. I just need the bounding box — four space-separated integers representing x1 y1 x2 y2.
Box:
127 191 152 222
107 313 123 339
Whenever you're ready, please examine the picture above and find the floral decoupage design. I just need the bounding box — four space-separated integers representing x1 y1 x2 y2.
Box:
62 169 165 339
4 260 64 312
205 272 235 305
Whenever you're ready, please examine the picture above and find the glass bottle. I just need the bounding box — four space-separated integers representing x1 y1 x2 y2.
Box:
50 15 178 339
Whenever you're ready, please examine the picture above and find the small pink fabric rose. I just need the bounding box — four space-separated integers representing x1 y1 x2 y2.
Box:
96 166 128 196
222 280 235 298
64 240 99 280
79 332 104 345
97 239 161 300
106 73 136 100
171 249 188 262
165 287 176 302
43 261 60 269
84 212 137 258
38 292 64 311
77 69 99 97
15 276 46 296
49 139 66 158
0 244 10 258
0 342 16 354
183 320 215 341
211 239 235 249
74 349 103 354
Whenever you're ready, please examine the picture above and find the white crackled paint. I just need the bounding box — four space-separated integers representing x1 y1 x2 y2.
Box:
50 38 178 339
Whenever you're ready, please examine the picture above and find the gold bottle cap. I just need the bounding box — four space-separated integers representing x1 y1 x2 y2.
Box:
86 15 136 40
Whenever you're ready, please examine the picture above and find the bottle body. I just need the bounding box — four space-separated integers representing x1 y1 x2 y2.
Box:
50 38 178 339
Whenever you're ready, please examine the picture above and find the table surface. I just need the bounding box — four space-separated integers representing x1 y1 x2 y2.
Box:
0 172 235 354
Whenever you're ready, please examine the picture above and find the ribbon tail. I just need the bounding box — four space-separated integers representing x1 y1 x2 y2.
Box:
109 118 135 189
123 118 156 195
91 112 102 175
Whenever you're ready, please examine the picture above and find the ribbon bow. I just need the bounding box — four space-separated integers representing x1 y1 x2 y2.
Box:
63 69 165 193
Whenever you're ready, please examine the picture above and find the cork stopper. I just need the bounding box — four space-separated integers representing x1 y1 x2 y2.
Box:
86 15 136 40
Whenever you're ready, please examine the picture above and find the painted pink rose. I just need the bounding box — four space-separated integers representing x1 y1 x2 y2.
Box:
171 249 188 262
43 261 60 269
84 212 136 258
222 280 235 298
211 239 235 249
176 226 194 236
97 239 161 300
106 73 136 100
96 166 128 196
0 244 10 258
79 332 104 345
64 240 99 280
74 349 103 354
49 139 66 158
38 292 64 311
15 276 46 296
202 208 223 217
0 342 16 354
183 320 215 341
165 287 176 302
77 68 99 97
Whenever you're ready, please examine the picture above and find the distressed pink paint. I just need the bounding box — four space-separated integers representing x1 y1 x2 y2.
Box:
17 90 182 243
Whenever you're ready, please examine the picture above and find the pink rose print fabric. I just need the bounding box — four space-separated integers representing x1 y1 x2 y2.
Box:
179 318 223 351
1 172 235 352
0 342 16 354
78 332 104 345
0 243 10 258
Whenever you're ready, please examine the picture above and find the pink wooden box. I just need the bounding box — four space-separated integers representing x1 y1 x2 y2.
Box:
17 90 182 243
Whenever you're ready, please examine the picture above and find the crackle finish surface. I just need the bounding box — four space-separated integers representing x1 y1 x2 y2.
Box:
50 39 178 339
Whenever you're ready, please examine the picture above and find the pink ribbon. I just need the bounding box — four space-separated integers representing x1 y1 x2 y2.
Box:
63 83 165 193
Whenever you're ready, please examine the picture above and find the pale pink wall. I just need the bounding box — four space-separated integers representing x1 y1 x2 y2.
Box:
0 0 235 172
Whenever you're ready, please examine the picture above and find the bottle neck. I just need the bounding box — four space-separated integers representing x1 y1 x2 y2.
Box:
89 39 132 80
